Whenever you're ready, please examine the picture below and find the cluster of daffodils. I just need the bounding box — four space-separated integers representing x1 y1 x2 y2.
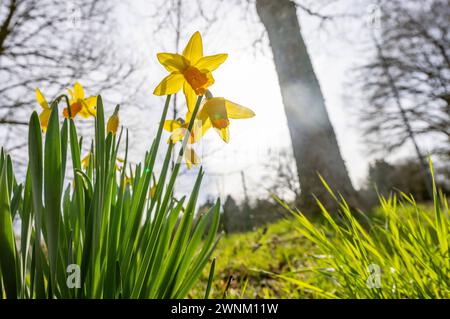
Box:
36 82 101 132
154 31 255 168
35 31 254 169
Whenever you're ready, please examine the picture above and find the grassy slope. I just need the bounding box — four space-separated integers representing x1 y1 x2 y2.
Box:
191 197 448 299
190 218 319 298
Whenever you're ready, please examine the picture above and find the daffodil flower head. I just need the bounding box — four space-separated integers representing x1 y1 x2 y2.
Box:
64 82 97 119
35 88 52 132
163 115 202 168
107 105 120 135
163 113 202 145
197 91 255 143
153 31 228 112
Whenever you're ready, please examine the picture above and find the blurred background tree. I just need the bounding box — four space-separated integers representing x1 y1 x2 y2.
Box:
0 0 136 164
256 0 360 211
354 0 450 194
360 157 448 208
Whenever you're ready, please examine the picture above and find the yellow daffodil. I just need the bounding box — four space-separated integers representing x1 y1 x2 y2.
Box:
149 173 157 199
81 153 91 170
163 112 202 144
35 88 52 132
116 157 125 171
153 31 228 112
185 146 200 169
82 152 124 171
107 105 120 135
197 92 255 143
163 116 201 168
63 82 97 119
123 174 133 188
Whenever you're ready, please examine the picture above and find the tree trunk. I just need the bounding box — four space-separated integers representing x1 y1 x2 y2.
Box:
256 0 359 211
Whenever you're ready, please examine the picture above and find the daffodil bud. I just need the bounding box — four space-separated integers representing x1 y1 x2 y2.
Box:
107 104 120 135
36 87 51 132
150 185 156 199
81 153 91 170
150 173 157 199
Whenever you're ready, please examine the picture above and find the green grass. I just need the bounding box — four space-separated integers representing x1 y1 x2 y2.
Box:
193 175 449 299
191 218 319 298
280 177 450 298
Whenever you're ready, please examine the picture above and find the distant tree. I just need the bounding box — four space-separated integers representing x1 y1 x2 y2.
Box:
255 0 360 211
222 195 240 233
354 0 450 191
361 158 440 206
262 148 300 202
250 198 288 228
391 160 434 201
366 159 396 198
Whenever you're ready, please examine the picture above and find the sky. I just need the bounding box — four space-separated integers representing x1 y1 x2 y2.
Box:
107 0 382 203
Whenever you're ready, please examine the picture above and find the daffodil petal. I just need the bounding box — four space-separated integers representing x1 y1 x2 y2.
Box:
204 98 228 123
197 108 213 137
81 153 91 170
185 157 191 169
85 96 97 109
77 109 91 118
225 100 255 119
215 127 229 143
186 119 204 144
185 111 193 123
184 146 200 169
183 31 203 65
78 96 97 118
74 82 85 100
39 108 52 132
36 88 49 109
195 54 228 72
153 73 185 96
163 120 182 132
183 81 197 112
168 127 187 144
157 53 188 72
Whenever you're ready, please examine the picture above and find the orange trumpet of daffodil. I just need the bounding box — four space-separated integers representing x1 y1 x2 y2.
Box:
35 88 52 132
196 91 255 143
153 31 228 112
63 82 97 119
